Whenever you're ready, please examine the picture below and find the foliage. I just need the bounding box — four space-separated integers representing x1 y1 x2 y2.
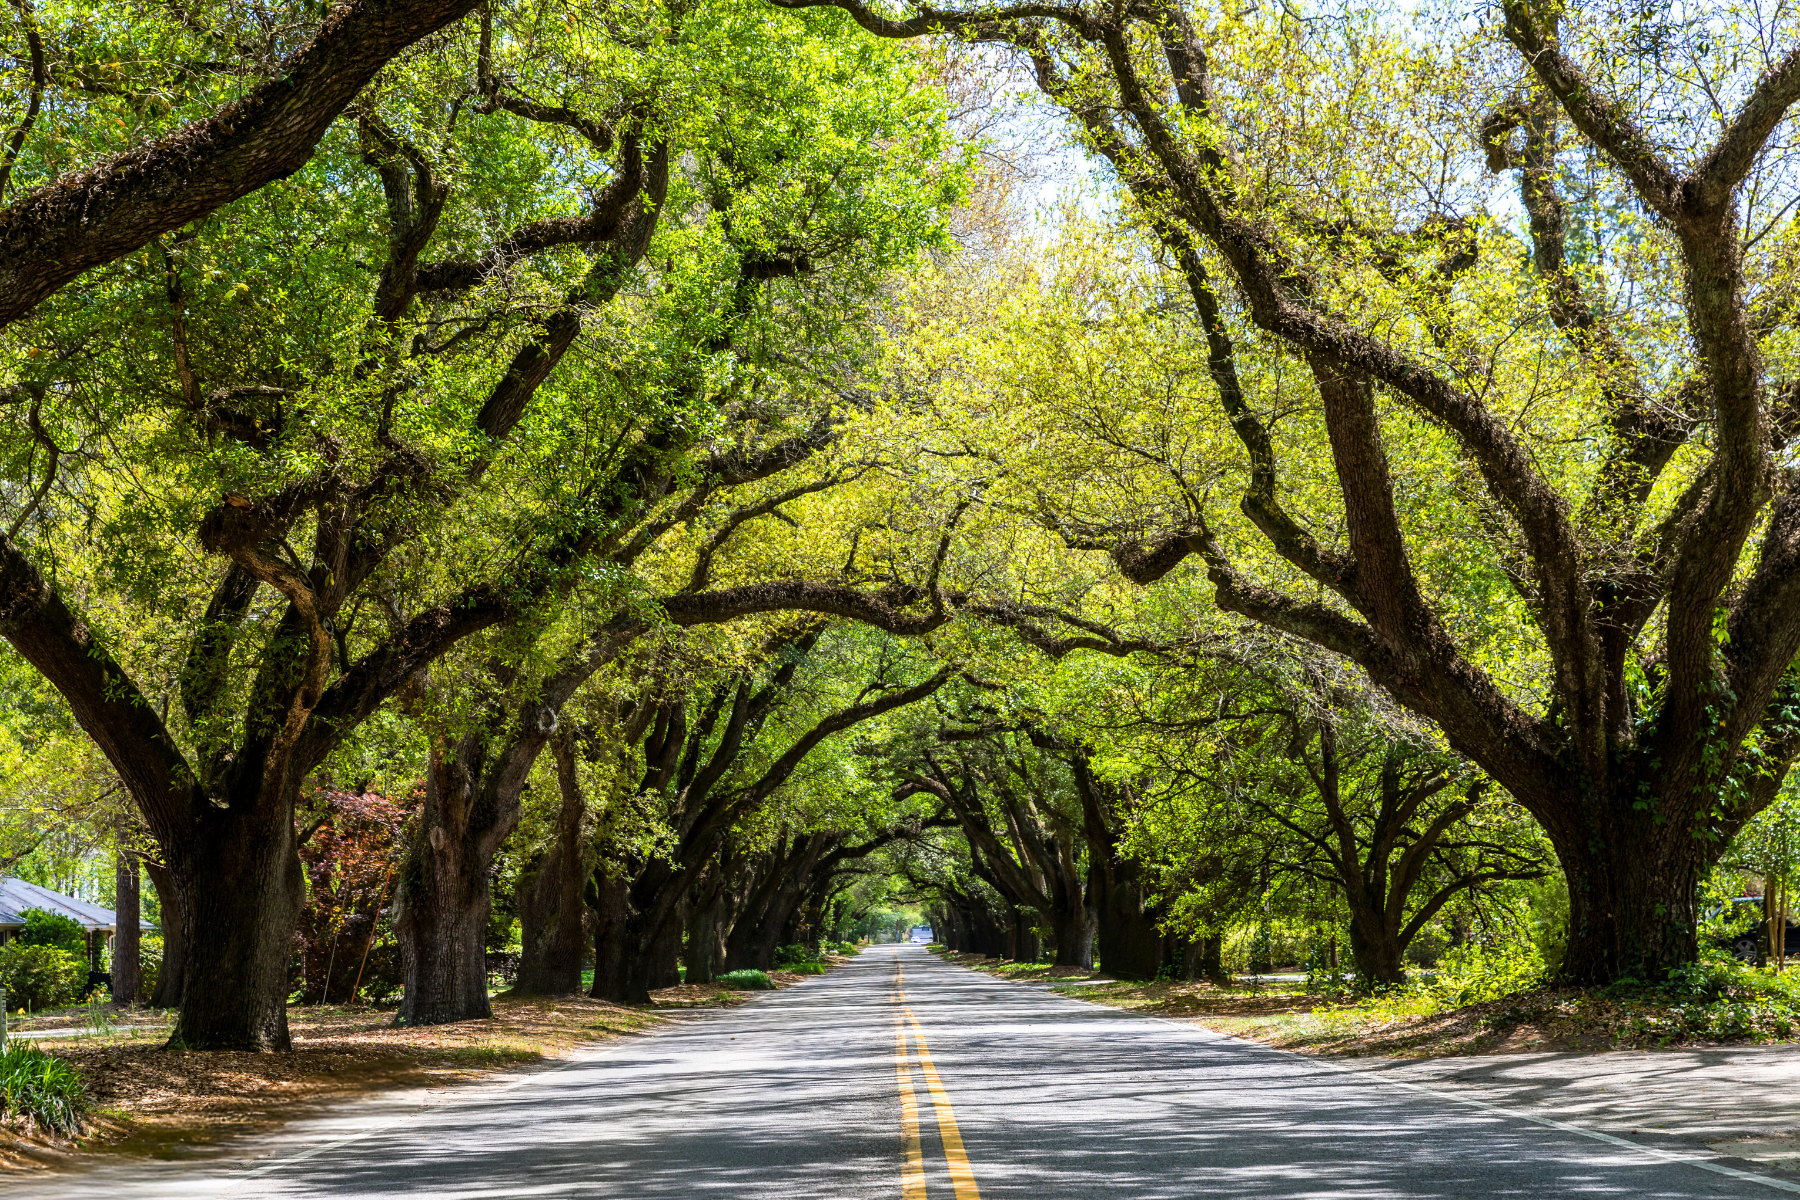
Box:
0 943 85 1010
1425 941 1549 1009
18 908 85 955
0 1044 90 1136
137 935 163 1003
773 943 823 966
785 962 827 975
295 788 414 1004
717 969 774 990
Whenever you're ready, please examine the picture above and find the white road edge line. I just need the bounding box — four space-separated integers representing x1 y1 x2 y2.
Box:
1196 1026 1800 1196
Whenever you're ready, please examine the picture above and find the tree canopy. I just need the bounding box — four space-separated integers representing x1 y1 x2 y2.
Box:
2 0 1799 1048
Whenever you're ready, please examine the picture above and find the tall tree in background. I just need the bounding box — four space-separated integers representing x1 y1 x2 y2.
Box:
797 0 1800 982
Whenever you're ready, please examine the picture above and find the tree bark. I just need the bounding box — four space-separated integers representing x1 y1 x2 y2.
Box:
724 836 829 972
141 859 186 1010
112 844 141 1006
167 808 306 1049
394 742 503 1025
1346 914 1408 987
685 897 723 985
588 867 634 1002
1093 860 1165 980
1049 902 1098 969
1556 817 1703 984
1183 935 1226 983
514 733 589 996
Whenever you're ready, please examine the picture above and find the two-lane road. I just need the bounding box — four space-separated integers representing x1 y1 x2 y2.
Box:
23 945 1800 1198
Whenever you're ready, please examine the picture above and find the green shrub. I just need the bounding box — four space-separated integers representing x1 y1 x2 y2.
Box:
138 934 163 1001
773 943 822 967
824 940 859 955
718 969 773 990
0 1044 89 1136
787 962 827 976
20 909 86 955
1427 940 1548 1007
0 943 85 1010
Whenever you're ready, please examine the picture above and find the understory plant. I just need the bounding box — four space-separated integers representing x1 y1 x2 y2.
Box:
718 969 774 990
0 1044 90 1136
0 943 85 1010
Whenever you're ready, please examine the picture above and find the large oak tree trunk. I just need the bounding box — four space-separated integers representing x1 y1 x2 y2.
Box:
588 868 633 1002
1554 814 1702 985
1183 935 1225 983
1049 903 1097 969
1346 911 1407 988
685 880 733 985
514 738 589 996
1093 860 1164 980
394 841 493 1024
649 914 683 990
168 808 305 1050
1009 909 1040 962
589 857 685 1004
394 748 497 1025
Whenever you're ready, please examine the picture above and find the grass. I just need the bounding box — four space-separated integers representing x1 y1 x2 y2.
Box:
0 1043 90 1136
785 962 827 976
717 969 773 990
935 945 1800 1057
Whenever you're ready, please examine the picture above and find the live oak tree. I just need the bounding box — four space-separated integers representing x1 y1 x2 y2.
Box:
810 0 1800 982
0 0 961 1046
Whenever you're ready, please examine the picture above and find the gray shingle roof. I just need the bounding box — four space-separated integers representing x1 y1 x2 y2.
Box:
0 876 115 932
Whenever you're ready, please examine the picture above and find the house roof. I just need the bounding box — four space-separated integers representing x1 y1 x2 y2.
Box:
0 876 115 932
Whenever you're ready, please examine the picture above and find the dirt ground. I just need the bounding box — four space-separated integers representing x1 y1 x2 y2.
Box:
0 970 817 1170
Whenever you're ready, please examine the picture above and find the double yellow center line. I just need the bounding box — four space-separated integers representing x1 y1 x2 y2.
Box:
894 960 982 1199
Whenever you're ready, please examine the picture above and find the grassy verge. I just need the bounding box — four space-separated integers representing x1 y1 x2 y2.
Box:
934 947 1800 1058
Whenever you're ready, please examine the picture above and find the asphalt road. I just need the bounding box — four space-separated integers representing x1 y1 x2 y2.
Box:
23 943 1800 1198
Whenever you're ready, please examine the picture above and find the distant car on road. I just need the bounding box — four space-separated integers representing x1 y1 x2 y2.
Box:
909 926 932 943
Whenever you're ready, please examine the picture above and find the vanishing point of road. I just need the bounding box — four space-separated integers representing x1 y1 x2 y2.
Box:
22 944 1800 1198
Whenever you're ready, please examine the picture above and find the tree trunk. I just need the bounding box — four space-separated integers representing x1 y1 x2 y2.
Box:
649 912 683 989
1049 903 1097 969
1346 913 1407 988
1556 824 1703 985
394 748 497 1025
1010 909 1040 962
514 736 588 996
1094 860 1164 980
167 808 305 1050
113 845 141 1006
685 882 733 985
588 867 634 1001
1183 934 1225 983
143 858 186 1010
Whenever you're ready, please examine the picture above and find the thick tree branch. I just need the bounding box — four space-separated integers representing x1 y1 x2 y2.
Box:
0 0 485 327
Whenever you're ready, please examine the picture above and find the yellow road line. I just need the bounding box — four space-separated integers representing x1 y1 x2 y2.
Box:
905 1010 982 1200
895 1018 927 1200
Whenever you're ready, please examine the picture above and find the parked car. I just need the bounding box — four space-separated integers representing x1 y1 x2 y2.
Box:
1708 896 1800 966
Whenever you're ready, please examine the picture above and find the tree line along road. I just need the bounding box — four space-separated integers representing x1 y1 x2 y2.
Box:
21 945 1800 1199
